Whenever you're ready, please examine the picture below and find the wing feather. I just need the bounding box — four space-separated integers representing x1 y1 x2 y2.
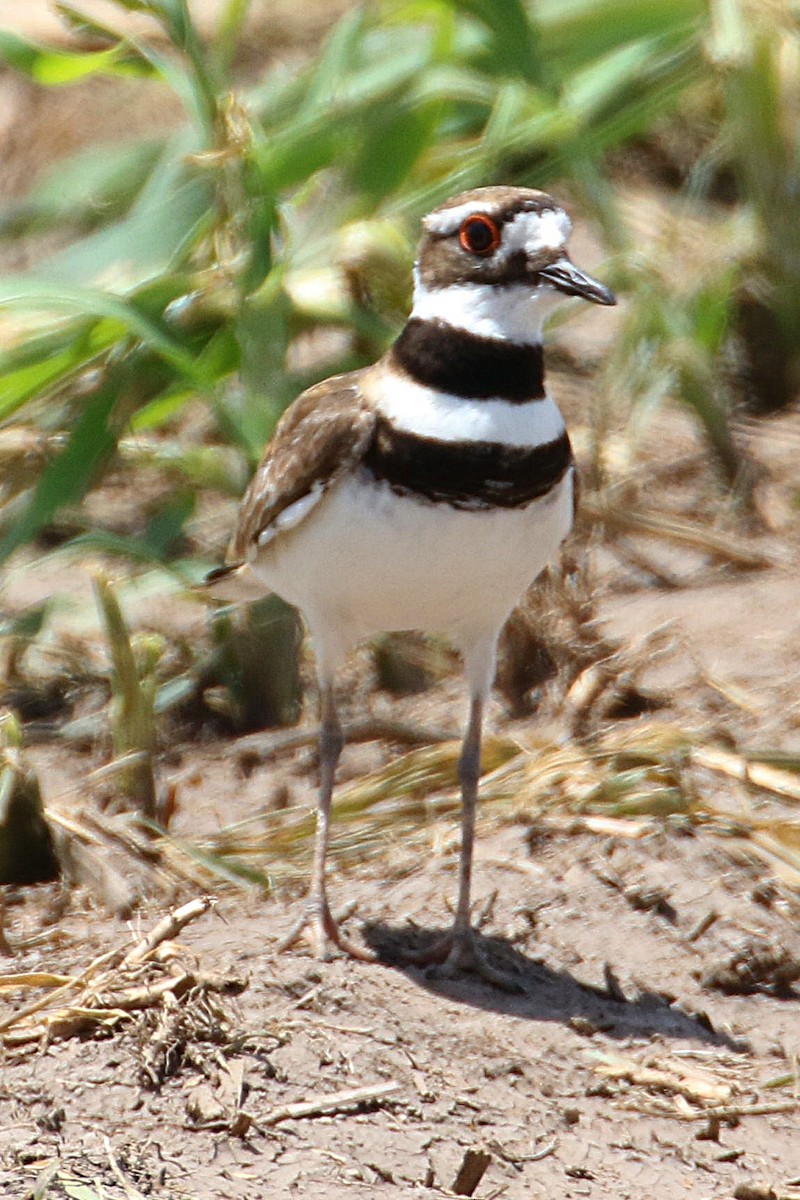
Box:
230 370 375 559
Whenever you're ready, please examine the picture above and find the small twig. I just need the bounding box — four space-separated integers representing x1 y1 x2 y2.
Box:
526 1140 558 1163
694 746 800 804
2 1007 130 1046
630 1099 800 1122
233 717 454 759
104 1135 150 1200
0 946 121 1034
290 985 322 1011
121 896 215 967
0 892 12 958
594 1053 732 1104
74 807 162 863
452 1146 492 1197
91 972 194 1011
686 910 719 943
473 889 499 931
0 972 75 991
261 1080 400 1126
603 963 628 1004
489 1137 558 1167
43 809 106 846
583 499 776 569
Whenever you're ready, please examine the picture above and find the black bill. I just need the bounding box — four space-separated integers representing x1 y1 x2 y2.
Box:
538 257 616 306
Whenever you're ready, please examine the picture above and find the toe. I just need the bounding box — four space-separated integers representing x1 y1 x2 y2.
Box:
407 927 526 993
276 897 376 963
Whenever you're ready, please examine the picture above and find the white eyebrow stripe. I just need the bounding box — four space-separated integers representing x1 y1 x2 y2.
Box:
422 202 571 245
423 200 498 236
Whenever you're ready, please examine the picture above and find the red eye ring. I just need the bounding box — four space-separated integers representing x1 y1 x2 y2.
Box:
458 214 501 256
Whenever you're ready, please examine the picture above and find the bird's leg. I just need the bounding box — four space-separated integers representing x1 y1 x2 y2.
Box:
277 683 374 962
403 689 523 991
451 689 482 940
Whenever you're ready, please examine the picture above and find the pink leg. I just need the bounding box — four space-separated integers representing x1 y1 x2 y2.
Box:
277 683 375 962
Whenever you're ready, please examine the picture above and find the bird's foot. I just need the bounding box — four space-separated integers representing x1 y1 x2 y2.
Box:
401 925 525 993
276 896 376 963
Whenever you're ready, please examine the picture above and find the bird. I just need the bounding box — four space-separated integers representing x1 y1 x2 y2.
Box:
207 185 615 985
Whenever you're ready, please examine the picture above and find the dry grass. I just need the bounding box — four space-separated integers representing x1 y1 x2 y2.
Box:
143 717 800 896
0 896 243 1050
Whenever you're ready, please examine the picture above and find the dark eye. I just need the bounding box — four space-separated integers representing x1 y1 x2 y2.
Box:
459 214 501 256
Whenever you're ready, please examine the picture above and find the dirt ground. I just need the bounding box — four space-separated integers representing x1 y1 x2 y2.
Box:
2 6 800 1199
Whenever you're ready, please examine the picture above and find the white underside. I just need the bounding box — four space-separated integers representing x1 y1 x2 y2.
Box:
247 467 574 690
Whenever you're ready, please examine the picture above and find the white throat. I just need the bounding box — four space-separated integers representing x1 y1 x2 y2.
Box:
411 273 563 345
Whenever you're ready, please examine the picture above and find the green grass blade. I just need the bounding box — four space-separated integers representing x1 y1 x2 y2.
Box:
451 0 546 86
0 139 164 238
0 379 119 564
39 132 211 287
0 278 204 383
0 29 151 83
295 5 366 119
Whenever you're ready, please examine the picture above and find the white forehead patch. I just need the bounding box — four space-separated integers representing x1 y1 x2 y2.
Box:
502 208 571 254
423 201 571 252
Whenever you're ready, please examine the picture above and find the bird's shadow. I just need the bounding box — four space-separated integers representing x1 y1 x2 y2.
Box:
359 921 743 1051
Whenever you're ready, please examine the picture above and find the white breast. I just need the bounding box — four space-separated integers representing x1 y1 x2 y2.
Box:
250 467 574 678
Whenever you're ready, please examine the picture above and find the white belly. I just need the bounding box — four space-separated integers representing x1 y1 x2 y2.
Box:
250 468 574 671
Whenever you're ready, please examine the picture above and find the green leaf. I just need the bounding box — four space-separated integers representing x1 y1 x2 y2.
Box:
0 278 204 383
295 5 366 119
0 139 164 235
62 1183 105 1200
31 1162 59 1200
0 377 119 564
0 602 50 641
255 121 346 193
0 343 93 423
0 316 130 425
143 490 195 558
212 0 251 76
38 132 211 288
351 102 440 200
536 0 703 73
451 0 545 86
164 837 272 887
65 491 196 563
0 30 151 83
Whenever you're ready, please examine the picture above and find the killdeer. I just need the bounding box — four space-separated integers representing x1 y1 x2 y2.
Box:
208 185 615 984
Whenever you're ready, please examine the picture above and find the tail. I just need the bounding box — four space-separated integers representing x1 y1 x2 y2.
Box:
202 561 269 603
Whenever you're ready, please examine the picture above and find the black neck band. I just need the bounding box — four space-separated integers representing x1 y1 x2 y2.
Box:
363 418 572 510
391 318 545 403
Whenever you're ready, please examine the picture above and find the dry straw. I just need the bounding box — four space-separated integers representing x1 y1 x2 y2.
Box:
153 719 800 894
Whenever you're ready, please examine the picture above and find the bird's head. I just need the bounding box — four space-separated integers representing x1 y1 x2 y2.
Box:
413 185 615 342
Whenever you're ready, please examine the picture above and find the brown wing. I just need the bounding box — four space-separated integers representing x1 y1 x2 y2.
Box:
230 369 375 560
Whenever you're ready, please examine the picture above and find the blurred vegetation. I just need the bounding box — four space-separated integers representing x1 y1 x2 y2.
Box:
0 0 796 762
